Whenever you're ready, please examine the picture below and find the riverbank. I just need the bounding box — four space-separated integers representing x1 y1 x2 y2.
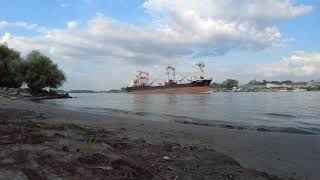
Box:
0 87 71 100
1 97 319 179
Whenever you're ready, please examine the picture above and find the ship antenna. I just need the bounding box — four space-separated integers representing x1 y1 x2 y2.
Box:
166 66 169 82
196 62 205 79
137 70 149 86
165 65 176 82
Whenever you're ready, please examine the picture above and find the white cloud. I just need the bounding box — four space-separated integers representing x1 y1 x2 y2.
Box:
0 1 313 65
144 0 313 23
0 32 11 43
0 21 9 28
67 21 78 29
143 0 313 55
0 0 315 89
0 21 48 33
259 51 320 78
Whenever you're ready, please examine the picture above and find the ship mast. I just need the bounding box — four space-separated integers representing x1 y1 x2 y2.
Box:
196 62 205 79
136 70 149 86
165 66 176 82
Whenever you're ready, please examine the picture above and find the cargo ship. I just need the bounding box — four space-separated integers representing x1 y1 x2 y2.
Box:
126 63 212 94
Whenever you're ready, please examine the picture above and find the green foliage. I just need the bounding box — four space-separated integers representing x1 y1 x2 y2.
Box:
222 79 239 89
24 51 66 94
248 80 264 85
0 43 24 88
248 80 295 86
83 136 97 154
281 80 293 84
210 82 222 88
0 44 66 92
211 80 239 89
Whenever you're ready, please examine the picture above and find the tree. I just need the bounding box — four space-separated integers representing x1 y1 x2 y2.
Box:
210 82 222 88
281 80 293 84
248 80 262 85
222 79 239 89
262 80 268 85
0 43 24 88
248 79 268 85
24 51 66 94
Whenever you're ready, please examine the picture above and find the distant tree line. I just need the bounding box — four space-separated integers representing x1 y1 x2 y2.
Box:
210 79 239 89
0 43 66 94
210 79 310 89
247 80 294 85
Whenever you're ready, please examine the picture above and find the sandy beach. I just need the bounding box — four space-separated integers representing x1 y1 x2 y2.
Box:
1 97 319 180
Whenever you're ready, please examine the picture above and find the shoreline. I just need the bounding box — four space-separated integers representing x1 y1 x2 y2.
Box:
40 93 320 136
1 97 320 179
0 87 72 101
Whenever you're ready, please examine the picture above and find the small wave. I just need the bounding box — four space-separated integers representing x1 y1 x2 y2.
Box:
296 121 320 127
134 112 150 116
256 126 317 135
174 120 246 130
79 107 174 120
68 106 320 135
175 120 319 135
264 113 297 118
81 107 134 115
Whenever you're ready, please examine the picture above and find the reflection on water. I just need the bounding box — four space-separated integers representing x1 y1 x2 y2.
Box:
132 94 150 112
43 92 320 131
167 94 178 112
192 94 210 114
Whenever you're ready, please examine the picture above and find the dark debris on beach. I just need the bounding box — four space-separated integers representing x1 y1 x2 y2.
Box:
0 107 295 180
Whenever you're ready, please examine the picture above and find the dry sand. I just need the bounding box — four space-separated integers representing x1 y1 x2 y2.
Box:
1 97 319 180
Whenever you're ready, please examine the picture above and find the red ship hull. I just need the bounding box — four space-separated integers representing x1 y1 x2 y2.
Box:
129 86 210 94
126 80 212 94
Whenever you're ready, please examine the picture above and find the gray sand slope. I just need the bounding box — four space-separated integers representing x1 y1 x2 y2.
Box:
1 98 320 180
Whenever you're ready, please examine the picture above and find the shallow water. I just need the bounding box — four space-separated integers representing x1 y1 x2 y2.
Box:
43 92 320 134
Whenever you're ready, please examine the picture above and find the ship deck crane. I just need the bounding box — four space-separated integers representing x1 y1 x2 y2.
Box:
165 65 176 82
133 70 150 86
196 62 205 79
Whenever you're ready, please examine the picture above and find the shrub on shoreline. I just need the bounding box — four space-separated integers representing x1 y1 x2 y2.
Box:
0 43 24 88
24 51 66 94
0 44 66 95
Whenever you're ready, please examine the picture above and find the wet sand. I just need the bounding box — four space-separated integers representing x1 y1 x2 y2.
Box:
1 97 320 180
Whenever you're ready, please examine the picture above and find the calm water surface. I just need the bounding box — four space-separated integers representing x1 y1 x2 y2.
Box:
43 92 320 134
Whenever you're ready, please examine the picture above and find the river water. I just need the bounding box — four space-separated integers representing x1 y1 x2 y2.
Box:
43 92 320 134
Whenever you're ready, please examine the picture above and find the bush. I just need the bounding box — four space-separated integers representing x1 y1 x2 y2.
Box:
0 43 24 88
24 51 66 94
222 79 239 89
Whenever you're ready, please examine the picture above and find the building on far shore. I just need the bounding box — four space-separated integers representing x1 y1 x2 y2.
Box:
307 81 320 88
265 82 308 89
266 83 292 89
240 84 265 92
293 82 308 89
218 80 318 92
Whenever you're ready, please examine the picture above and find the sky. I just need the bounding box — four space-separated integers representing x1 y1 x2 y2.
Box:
0 0 320 90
